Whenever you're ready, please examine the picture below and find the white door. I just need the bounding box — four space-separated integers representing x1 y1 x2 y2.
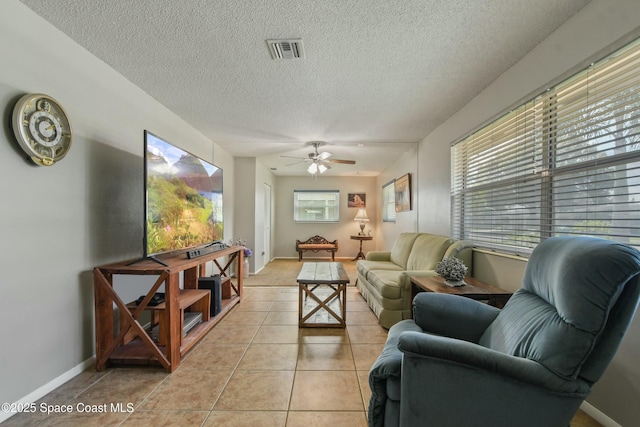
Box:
264 183 272 263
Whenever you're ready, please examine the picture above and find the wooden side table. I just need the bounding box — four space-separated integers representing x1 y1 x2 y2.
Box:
410 275 512 312
351 235 373 260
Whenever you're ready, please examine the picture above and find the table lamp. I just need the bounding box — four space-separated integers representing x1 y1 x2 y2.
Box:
354 208 369 236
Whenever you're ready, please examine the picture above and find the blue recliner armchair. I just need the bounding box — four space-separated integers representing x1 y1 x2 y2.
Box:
368 236 640 427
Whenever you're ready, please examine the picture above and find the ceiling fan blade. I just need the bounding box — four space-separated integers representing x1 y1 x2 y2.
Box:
328 159 356 164
285 160 309 166
281 155 307 160
317 151 332 160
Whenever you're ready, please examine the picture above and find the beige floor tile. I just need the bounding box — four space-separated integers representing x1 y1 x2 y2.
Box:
243 288 282 301
219 309 268 325
347 290 366 302
271 301 300 312
276 290 299 301
214 370 294 411
33 410 129 427
264 310 299 325
237 343 299 370
297 343 355 370
299 328 350 344
358 370 372 411
121 410 209 426
139 369 232 410
290 370 364 411
72 369 168 406
234 300 274 311
253 325 301 343
286 411 368 427
180 343 248 371
351 343 384 371
40 369 112 403
201 324 260 344
347 301 373 312
346 310 379 325
347 325 389 344
205 411 287 426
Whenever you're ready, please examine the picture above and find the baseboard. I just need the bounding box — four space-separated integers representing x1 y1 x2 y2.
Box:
580 401 621 427
0 356 96 423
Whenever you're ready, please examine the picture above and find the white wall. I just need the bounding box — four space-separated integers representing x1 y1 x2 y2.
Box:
415 1 640 425
0 1 236 416
376 146 419 250
274 176 378 258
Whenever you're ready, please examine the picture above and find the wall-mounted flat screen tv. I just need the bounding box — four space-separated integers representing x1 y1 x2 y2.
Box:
144 130 223 257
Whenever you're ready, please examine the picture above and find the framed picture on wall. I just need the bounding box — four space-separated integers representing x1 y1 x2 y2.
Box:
395 173 411 212
348 193 366 208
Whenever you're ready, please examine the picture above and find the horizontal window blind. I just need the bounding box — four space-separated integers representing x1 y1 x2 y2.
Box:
452 37 640 254
294 190 340 222
382 180 396 222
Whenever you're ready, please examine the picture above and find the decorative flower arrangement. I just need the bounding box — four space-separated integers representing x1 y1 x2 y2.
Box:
244 248 253 258
435 257 468 286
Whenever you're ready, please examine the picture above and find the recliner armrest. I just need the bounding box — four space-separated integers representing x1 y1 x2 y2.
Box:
412 292 500 343
398 331 589 394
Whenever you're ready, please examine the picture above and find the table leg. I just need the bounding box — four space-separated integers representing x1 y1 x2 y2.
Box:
352 239 366 260
299 283 346 327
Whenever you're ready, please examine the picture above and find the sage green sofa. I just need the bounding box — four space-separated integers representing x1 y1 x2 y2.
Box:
356 232 473 329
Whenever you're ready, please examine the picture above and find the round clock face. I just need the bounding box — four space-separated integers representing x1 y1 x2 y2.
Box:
11 93 72 166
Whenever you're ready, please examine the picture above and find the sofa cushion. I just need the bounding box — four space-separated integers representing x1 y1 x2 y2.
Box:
389 233 420 269
479 236 640 380
368 270 404 299
357 260 404 278
406 234 453 270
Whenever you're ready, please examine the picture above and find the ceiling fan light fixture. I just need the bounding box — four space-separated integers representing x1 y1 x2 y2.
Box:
307 163 318 174
318 163 328 174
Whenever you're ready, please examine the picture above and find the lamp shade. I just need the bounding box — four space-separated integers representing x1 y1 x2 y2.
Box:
354 208 369 222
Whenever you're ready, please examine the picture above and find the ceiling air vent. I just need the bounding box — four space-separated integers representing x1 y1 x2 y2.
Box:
267 39 304 60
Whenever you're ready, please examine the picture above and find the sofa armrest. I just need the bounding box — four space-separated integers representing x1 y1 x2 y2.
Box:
366 251 392 261
412 293 500 342
397 270 438 291
443 240 474 275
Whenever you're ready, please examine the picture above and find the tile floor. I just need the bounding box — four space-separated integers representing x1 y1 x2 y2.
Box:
3 285 383 426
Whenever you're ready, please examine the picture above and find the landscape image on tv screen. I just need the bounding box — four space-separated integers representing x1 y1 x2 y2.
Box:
145 131 223 256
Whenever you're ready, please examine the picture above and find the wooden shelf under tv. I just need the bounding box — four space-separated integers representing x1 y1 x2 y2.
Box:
93 245 245 372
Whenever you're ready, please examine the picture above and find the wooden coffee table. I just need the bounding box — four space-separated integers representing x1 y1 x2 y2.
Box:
410 276 512 311
296 262 350 328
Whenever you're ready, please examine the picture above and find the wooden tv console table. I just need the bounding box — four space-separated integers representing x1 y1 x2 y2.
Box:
93 245 244 372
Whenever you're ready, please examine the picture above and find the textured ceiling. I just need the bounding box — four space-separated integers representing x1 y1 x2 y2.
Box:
19 0 591 176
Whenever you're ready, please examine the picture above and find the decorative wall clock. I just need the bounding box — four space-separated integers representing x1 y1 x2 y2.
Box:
11 93 72 166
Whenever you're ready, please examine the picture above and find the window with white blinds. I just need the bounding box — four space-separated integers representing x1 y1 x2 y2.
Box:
451 38 640 255
293 190 340 222
382 180 396 222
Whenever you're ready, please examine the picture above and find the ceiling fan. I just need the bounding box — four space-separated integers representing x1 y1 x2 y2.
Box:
281 141 356 175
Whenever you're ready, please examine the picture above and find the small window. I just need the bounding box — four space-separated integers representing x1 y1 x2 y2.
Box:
294 190 340 222
382 180 396 222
